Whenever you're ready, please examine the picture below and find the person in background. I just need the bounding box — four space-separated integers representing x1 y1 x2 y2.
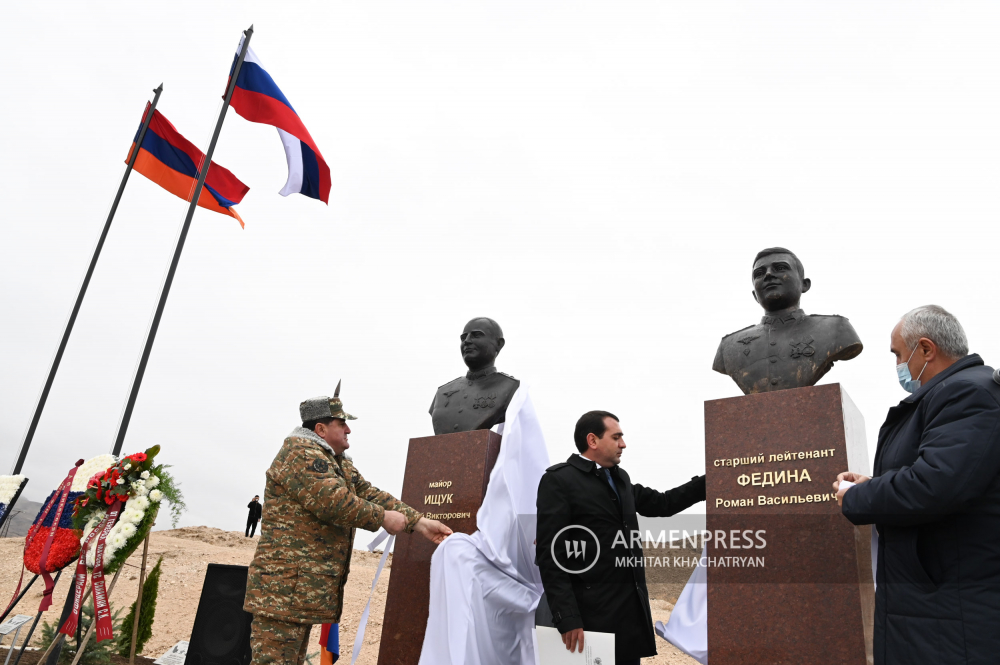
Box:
835 305 1000 665
246 495 262 537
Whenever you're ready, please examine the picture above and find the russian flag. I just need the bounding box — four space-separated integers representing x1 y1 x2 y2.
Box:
228 37 331 204
127 105 250 226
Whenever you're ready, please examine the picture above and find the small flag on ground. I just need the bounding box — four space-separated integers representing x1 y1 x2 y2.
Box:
127 104 250 226
319 623 339 664
228 36 331 204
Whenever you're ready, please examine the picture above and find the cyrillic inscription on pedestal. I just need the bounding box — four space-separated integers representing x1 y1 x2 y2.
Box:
376 429 501 665
705 383 874 665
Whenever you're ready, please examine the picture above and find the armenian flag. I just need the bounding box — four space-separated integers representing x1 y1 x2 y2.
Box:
228 36 331 204
319 623 339 664
126 104 250 226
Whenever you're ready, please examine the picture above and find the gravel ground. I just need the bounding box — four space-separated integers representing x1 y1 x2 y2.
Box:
1 528 698 664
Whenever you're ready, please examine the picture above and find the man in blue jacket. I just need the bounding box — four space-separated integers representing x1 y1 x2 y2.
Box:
835 305 1000 665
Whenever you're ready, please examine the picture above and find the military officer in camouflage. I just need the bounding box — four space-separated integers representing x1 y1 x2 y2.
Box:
244 383 452 665
713 248 863 394
429 317 520 434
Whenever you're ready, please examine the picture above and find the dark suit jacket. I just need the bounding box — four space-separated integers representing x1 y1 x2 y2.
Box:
247 500 262 522
535 454 705 661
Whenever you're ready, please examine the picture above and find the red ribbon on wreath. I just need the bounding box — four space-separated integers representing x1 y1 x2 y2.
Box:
60 498 125 641
61 510 107 635
3 460 83 616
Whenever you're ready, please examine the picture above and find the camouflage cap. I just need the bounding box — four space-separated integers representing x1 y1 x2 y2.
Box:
299 380 357 422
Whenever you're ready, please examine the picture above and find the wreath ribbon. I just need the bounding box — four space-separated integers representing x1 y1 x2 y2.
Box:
61 509 108 635
36 461 83 611
3 460 83 617
60 498 125 641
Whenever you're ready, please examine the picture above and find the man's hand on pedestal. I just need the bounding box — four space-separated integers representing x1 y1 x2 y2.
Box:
415 517 453 544
562 628 584 653
832 471 871 506
383 510 408 535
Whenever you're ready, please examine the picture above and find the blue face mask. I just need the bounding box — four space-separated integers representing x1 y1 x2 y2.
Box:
896 345 927 393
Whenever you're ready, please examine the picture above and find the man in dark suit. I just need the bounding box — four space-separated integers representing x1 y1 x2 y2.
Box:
536 410 706 664
246 495 262 537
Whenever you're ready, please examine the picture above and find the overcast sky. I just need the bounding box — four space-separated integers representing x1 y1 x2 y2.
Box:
3 2 999 542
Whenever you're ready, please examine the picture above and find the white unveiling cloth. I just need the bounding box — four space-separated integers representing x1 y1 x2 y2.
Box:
656 546 708 664
418 385 550 665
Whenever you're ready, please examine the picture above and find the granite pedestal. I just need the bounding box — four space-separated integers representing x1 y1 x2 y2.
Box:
705 383 874 665
377 429 502 665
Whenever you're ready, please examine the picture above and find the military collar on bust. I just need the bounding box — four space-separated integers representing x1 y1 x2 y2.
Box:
466 366 498 381
760 308 806 326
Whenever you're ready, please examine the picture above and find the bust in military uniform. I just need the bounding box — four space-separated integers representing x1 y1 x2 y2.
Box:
713 248 863 394
430 317 520 434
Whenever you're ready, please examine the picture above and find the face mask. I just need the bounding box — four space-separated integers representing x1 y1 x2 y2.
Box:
896 345 928 393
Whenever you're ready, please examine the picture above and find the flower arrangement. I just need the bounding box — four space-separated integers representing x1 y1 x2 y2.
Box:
0 474 27 507
72 446 168 575
61 447 183 643
71 456 118 493
23 454 115 576
0 474 27 526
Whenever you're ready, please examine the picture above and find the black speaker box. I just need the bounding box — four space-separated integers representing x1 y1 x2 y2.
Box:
185 564 253 665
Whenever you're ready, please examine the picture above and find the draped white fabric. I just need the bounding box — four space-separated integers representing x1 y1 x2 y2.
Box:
656 545 708 664
418 385 550 665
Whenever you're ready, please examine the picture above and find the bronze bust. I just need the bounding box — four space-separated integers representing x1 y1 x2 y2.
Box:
713 248 863 394
429 318 520 434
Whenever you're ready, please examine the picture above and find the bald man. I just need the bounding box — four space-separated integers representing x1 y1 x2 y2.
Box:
429 317 520 434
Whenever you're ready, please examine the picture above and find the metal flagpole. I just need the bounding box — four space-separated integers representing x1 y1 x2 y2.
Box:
10 85 164 474
112 26 254 455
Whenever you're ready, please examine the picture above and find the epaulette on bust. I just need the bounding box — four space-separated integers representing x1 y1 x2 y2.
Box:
498 371 518 381
436 376 465 390
721 323 757 340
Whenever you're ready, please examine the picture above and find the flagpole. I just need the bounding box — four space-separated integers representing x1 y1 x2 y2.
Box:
112 26 254 456
10 84 164 475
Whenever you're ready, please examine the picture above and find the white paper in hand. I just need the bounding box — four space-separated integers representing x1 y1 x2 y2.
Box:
535 626 615 665
838 480 856 491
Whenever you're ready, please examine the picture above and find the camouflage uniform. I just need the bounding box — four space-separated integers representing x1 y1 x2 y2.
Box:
249 618 311 665
245 393 421 665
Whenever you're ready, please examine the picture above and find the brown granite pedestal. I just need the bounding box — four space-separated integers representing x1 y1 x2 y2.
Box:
376 429 502 665
705 383 875 665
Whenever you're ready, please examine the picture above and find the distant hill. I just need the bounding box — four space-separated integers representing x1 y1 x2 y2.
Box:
1 496 42 538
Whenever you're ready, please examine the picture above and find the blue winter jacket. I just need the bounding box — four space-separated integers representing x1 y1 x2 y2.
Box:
843 353 1000 665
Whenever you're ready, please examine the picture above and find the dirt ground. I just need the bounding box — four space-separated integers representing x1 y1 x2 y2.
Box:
1 528 698 664
0 648 156 665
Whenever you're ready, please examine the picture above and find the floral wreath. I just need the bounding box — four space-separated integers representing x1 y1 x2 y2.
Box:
72 445 166 574
0 474 27 527
21 455 117 577
62 446 169 643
